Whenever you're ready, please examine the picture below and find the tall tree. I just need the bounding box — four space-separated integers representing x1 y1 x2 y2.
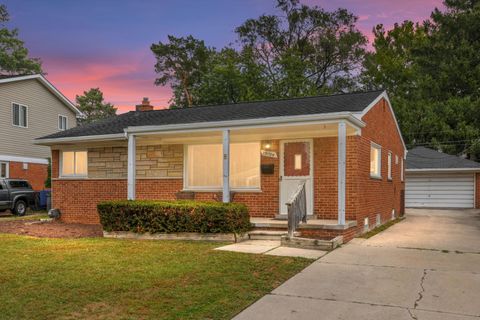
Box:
0 4 42 75
362 0 480 160
75 88 117 125
151 35 213 108
151 0 367 107
235 0 367 96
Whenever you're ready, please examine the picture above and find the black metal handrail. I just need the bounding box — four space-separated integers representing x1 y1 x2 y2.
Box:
286 180 307 238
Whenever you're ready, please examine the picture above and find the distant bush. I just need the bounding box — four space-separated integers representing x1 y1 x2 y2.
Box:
98 200 251 234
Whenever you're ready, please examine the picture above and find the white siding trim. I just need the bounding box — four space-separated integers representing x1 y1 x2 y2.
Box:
0 154 48 165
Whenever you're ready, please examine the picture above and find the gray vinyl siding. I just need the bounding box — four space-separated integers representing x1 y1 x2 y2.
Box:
0 79 77 159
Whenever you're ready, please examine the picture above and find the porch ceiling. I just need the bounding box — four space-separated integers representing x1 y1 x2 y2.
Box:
136 122 358 145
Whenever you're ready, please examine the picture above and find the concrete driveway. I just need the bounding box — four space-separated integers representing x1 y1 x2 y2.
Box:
234 209 480 319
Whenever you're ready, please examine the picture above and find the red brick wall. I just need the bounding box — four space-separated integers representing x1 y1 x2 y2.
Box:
51 99 406 231
476 173 480 209
7 161 48 191
356 98 406 232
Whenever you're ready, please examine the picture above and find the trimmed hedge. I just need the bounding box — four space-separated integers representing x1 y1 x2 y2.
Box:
98 200 251 234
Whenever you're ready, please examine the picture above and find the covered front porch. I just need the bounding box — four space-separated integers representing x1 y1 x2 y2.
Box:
125 115 362 232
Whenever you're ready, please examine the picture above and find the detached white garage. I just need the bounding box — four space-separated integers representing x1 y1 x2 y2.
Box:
406 147 480 209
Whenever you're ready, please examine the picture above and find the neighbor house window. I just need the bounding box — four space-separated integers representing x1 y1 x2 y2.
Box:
370 143 381 178
12 103 28 128
0 162 8 178
387 152 392 180
185 142 260 190
58 115 68 130
61 151 87 177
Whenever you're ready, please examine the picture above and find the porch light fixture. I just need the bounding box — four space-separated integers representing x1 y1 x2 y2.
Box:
263 141 272 150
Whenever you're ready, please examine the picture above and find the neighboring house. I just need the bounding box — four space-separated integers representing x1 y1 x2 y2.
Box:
36 91 406 241
0 74 82 190
406 146 480 209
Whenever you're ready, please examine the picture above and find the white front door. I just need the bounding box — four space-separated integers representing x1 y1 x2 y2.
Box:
279 140 314 216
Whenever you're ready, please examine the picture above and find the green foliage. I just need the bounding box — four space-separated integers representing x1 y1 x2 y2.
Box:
151 35 213 107
75 88 117 125
0 4 42 75
98 200 252 234
362 0 480 160
44 158 51 189
151 0 367 108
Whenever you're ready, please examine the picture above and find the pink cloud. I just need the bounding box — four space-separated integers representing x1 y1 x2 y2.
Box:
43 49 171 113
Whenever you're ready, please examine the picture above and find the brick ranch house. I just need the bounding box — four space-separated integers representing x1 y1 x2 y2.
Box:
36 91 406 242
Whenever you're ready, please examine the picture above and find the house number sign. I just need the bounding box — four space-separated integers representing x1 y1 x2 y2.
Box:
261 150 278 158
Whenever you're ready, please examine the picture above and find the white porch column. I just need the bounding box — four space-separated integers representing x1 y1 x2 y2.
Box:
338 122 346 225
127 134 136 200
222 129 230 203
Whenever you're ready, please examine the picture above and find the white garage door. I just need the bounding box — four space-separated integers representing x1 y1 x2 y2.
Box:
406 173 475 208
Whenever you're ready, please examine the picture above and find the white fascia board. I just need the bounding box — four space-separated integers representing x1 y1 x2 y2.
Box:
0 74 82 116
358 91 407 153
125 112 366 135
0 154 49 165
34 133 126 146
406 168 480 173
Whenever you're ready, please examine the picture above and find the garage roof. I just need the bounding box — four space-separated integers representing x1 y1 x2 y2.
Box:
407 147 480 170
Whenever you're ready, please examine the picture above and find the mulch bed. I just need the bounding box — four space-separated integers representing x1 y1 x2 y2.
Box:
0 218 103 238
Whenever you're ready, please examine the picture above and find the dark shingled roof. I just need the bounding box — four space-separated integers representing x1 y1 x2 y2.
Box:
407 147 480 169
38 90 383 140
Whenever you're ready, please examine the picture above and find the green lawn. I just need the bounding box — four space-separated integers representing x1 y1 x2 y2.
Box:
0 234 310 320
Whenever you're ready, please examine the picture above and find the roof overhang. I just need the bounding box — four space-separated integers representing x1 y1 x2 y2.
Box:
406 168 480 173
0 74 82 116
35 112 365 146
125 112 365 136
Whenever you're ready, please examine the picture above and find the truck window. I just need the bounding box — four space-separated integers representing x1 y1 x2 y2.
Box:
8 181 30 189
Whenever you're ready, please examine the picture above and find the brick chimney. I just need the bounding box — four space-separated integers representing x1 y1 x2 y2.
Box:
136 97 154 112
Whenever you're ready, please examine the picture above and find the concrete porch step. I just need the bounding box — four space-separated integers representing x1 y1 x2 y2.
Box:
248 230 299 240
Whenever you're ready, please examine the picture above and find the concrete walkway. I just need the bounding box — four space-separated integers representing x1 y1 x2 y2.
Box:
234 209 480 319
215 240 327 259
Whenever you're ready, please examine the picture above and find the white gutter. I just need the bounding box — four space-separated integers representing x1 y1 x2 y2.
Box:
35 112 365 145
125 112 365 135
35 133 126 146
406 168 480 173
0 154 49 165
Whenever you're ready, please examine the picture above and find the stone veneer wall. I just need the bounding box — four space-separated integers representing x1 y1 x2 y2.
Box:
87 144 183 179
136 144 183 178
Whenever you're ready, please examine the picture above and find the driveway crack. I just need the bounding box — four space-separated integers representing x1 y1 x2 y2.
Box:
414 269 428 309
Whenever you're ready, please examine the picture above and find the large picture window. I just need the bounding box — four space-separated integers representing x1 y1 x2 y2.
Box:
185 142 260 190
61 151 88 177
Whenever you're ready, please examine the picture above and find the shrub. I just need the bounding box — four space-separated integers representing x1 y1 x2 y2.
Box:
98 200 251 234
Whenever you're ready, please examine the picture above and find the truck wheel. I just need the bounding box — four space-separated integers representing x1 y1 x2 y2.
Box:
13 200 27 216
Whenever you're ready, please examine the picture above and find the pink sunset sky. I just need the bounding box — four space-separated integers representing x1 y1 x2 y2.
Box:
4 0 444 112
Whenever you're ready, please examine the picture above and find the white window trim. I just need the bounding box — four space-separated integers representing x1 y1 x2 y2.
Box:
182 142 262 192
370 142 382 179
59 150 88 178
401 158 404 182
387 151 392 181
0 161 9 178
58 114 68 131
12 102 28 128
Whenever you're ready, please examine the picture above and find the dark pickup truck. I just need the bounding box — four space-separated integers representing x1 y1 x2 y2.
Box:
0 179 36 216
